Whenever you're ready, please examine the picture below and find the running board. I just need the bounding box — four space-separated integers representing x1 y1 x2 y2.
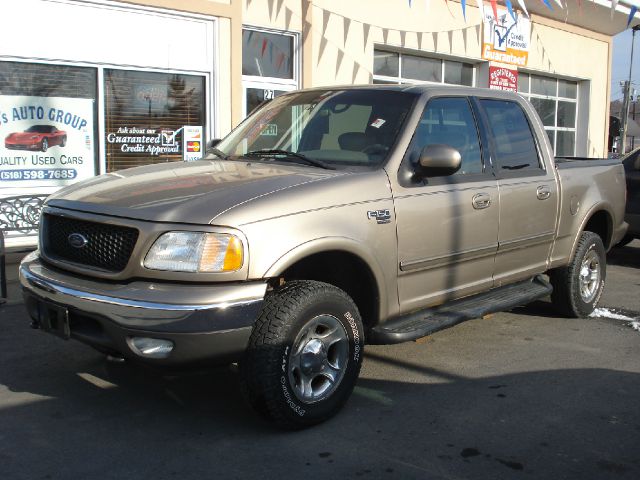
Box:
369 275 552 345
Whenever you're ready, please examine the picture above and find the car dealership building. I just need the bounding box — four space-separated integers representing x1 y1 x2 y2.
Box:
0 0 635 247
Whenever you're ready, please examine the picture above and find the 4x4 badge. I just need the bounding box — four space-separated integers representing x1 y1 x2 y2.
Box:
367 209 391 224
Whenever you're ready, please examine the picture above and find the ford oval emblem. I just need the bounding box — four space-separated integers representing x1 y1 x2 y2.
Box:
68 233 89 249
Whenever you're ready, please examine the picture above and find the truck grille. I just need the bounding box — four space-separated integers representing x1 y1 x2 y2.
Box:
42 214 139 272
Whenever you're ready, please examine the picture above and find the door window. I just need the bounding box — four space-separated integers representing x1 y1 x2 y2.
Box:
411 97 483 175
480 99 542 172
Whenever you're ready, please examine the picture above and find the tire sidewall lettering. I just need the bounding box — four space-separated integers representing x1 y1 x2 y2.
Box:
344 310 361 362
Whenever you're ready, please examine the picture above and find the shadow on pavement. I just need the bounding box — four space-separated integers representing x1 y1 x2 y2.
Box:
1 304 639 479
607 243 640 269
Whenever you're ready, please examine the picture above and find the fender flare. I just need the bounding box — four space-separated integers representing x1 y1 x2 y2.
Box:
263 236 390 322
569 202 614 260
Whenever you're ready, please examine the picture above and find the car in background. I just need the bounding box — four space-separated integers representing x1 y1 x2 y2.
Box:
618 148 640 246
5 125 67 152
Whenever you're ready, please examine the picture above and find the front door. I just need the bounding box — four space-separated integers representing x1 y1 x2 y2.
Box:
393 97 499 312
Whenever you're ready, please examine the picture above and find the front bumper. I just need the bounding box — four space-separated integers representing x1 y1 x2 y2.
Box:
20 252 267 366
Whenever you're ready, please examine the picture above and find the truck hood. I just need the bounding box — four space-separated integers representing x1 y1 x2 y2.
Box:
46 160 352 225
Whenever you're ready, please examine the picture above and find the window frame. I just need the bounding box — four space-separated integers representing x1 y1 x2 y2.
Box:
518 72 579 157
242 26 300 117
103 67 209 173
373 48 476 87
476 97 547 179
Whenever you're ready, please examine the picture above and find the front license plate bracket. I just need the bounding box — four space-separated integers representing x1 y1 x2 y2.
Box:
37 301 70 340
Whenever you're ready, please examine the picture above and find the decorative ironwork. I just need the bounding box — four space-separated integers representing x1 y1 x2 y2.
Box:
0 195 48 234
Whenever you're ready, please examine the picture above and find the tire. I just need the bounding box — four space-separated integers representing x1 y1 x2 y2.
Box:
549 231 606 318
60 136 67 147
239 280 364 429
41 138 48 152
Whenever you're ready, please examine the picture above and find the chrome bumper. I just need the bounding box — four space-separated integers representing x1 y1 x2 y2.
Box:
20 252 267 365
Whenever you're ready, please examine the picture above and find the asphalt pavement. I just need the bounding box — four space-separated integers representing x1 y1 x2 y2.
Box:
1 242 639 479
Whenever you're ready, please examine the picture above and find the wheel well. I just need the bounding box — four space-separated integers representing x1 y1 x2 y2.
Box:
276 251 379 329
583 210 612 249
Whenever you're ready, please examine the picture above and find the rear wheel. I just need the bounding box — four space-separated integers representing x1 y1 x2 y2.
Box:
239 280 364 429
549 231 606 317
41 138 48 152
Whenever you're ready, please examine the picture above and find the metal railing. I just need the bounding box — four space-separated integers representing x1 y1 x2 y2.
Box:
0 195 48 303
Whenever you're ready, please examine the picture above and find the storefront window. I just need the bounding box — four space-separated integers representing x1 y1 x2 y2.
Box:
373 49 474 86
242 30 293 79
104 69 206 172
0 61 97 237
242 28 298 117
518 72 579 156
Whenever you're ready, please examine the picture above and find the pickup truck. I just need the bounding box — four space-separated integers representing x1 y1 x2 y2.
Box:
20 85 627 429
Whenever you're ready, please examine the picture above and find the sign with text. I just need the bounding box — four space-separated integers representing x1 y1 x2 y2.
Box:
183 126 203 161
0 95 95 188
489 66 518 92
482 8 530 67
106 127 180 156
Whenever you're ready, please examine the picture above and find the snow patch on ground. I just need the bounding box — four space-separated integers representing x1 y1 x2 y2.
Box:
591 307 640 332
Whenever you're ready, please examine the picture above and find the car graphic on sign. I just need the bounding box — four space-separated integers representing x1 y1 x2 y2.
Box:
5 125 67 152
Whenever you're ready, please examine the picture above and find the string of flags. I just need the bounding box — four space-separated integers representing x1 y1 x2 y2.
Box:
407 0 639 28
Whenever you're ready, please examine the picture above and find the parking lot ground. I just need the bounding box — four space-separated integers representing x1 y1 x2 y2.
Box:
0 242 638 480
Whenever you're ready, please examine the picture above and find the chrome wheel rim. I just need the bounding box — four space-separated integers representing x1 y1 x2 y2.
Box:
579 247 601 303
288 314 349 404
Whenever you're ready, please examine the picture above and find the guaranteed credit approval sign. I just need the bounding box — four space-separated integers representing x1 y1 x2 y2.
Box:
482 8 530 67
0 95 95 188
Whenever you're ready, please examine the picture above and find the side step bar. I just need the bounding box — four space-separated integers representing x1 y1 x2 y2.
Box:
369 275 552 345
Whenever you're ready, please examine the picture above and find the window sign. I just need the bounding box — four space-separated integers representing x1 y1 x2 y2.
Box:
0 95 95 187
183 125 203 161
489 66 518 92
104 69 206 172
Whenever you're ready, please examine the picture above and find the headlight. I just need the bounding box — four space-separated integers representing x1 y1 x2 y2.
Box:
144 232 243 273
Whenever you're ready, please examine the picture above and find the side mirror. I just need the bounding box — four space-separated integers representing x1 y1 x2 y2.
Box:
415 144 462 178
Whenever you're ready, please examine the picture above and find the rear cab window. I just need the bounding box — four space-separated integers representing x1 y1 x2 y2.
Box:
479 99 543 175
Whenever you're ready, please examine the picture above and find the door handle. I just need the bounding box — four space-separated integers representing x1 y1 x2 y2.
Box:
472 193 491 210
537 185 551 200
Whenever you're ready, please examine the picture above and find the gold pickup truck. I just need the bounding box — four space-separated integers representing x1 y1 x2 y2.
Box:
20 85 627 428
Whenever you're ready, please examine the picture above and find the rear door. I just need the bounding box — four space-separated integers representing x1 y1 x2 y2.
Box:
394 96 499 311
477 98 559 285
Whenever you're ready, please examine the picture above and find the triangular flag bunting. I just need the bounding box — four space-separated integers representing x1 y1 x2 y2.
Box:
516 0 529 17
505 0 517 21
540 0 554 11
476 0 486 21
490 0 499 20
461 0 467 20
628 6 638 28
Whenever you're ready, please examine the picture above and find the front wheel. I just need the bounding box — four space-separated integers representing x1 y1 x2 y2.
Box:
549 231 606 318
41 138 48 152
239 280 364 429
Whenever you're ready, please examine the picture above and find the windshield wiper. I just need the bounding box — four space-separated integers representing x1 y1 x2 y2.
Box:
243 149 335 170
207 147 229 160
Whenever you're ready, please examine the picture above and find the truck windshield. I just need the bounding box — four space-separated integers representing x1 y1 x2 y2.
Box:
214 89 417 169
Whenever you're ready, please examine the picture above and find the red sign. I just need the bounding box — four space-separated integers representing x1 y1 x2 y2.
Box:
489 66 518 92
